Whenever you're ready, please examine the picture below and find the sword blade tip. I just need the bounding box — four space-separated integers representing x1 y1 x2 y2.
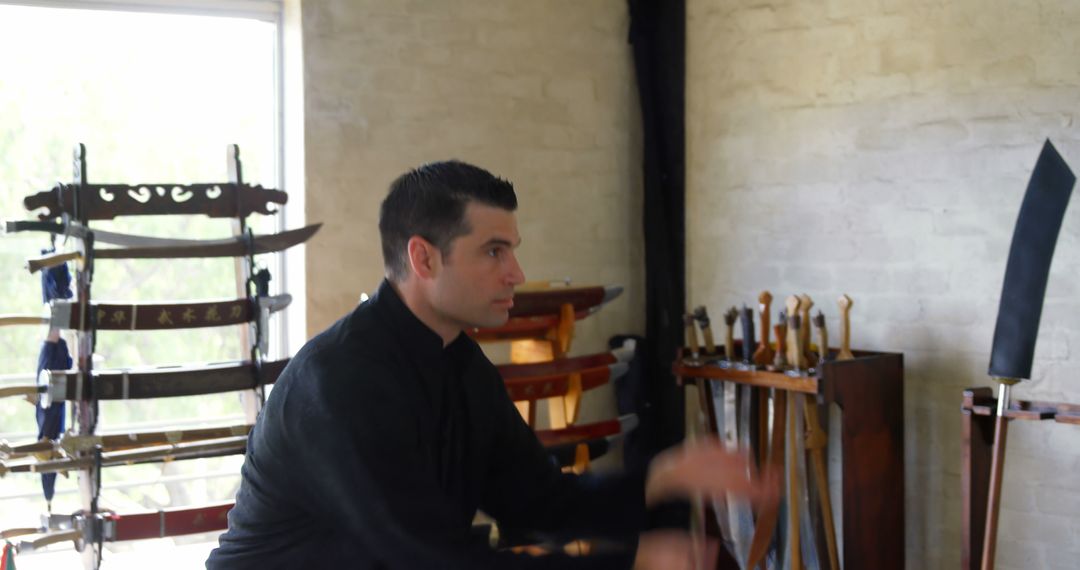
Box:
602 285 623 304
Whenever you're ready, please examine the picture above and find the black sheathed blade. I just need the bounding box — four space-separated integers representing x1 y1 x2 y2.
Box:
739 305 756 363
989 140 1075 380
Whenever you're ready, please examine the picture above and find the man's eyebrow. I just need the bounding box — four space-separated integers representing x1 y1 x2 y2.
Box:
481 237 522 248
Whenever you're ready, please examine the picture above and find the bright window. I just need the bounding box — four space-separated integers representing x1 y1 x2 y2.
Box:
0 2 289 566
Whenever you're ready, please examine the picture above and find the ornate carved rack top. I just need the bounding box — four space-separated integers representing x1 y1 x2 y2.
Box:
25 182 287 220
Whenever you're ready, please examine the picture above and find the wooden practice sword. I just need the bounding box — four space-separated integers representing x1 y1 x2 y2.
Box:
836 294 855 361
753 291 775 367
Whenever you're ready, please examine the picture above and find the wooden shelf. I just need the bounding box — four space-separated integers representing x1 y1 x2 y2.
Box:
672 360 820 394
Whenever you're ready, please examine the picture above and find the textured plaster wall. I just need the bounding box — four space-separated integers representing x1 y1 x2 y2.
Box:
687 0 1080 567
302 1 643 425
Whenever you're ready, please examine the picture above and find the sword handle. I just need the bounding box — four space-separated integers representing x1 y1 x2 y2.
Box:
813 310 829 365
773 316 788 370
1 438 54 459
0 527 41 540
0 385 39 402
692 306 717 354
785 296 803 370
981 381 1015 570
684 314 700 359
798 294 814 365
789 315 805 371
723 307 738 362
837 294 854 360
740 305 756 364
18 529 80 553
27 251 83 274
0 315 50 328
754 291 775 366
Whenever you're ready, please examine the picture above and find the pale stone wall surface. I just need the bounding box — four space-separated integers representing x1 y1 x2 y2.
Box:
302 0 643 427
688 0 1080 567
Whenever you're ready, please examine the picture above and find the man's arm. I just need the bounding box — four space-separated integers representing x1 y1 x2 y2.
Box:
478 380 647 541
476 364 776 568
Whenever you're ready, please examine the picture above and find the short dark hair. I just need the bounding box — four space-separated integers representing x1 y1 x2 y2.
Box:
379 160 517 282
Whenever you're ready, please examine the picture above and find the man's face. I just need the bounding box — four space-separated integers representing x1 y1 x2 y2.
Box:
429 202 526 330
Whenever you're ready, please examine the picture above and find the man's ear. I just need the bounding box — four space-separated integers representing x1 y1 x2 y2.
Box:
406 236 440 280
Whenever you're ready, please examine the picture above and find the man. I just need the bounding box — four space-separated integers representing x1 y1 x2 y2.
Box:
208 161 769 569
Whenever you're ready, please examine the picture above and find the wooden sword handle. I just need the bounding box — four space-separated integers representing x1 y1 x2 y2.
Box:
0 315 50 327
0 385 38 401
837 294 854 360
799 293 815 367
785 296 803 370
1 527 41 540
753 291 775 366
27 251 83 274
18 529 80 552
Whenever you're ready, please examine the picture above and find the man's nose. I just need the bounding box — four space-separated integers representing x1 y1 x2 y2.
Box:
506 253 526 286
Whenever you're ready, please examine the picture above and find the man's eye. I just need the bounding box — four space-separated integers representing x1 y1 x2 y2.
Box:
488 248 500 257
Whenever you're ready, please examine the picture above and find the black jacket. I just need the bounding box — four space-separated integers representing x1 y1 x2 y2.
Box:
207 281 644 569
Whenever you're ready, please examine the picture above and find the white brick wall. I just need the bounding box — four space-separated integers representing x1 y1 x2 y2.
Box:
689 0 1080 567
302 0 642 427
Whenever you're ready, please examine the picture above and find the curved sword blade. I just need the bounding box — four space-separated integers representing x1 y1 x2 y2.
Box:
94 223 320 260
7 220 321 252
989 141 1075 380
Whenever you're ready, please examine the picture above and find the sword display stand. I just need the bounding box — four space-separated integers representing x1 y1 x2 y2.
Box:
470 282 631 552
470 283 623 427
960 390 1080 569
1 144 305 569
673 344 905 570
960 140 1075 570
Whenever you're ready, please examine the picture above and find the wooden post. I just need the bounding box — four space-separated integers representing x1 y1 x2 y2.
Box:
228 145 264 425
71 143 101 570
962 388 995 570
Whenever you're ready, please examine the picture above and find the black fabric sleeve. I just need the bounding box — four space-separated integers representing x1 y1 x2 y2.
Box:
282 353 635 570
478 365 648 542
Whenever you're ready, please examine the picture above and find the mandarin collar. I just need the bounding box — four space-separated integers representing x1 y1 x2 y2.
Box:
369 279 471 362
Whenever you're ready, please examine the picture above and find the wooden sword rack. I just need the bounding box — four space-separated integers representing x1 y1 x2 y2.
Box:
0 144 308 569
673 344 904 570
960 388 1080 569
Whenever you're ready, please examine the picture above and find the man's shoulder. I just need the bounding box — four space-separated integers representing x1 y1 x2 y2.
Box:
300 301 392 363
278 302 405 397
